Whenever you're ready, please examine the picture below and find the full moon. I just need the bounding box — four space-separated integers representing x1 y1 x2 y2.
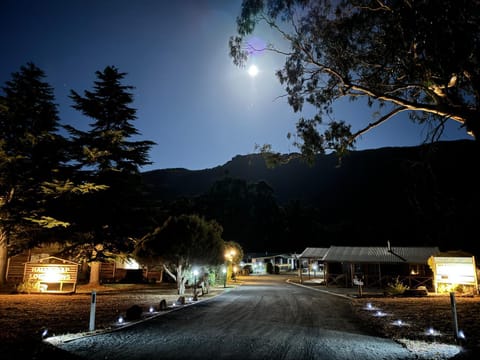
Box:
248 64 259 77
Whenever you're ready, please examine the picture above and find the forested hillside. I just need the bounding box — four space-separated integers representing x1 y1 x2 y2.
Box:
142 140 479 255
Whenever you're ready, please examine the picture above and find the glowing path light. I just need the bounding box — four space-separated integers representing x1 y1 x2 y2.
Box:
364 302 378 311
426 327 442 336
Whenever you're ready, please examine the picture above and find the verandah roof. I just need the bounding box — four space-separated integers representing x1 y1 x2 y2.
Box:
299 247 330 259
322 246 440 264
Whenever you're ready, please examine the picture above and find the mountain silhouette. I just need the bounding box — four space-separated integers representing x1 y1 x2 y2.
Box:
142 140 479 255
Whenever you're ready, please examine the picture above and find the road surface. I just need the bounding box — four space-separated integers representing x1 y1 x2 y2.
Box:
54 275 418 359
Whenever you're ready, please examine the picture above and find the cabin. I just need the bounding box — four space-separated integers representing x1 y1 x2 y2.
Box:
244 252 298 273
298 247 329 276
300 245 440 291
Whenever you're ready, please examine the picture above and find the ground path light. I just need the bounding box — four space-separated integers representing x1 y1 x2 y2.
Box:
392 319 407 327
364 302 378 311
425 327 442 337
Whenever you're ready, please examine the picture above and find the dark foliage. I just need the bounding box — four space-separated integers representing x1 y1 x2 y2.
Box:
63 66 156 263
0 63 69 255
230 0 480 157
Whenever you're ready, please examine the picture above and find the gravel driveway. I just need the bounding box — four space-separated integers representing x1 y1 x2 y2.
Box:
53 275 428 360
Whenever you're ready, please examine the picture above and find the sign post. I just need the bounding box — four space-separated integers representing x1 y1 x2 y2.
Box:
89 291 96 331
353 277 364 297
450 292 460 343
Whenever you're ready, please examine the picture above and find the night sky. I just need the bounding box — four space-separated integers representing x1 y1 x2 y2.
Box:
0 0 472 172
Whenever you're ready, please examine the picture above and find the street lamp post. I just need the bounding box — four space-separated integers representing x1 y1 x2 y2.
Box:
222 266 227 288
224 249 235 284
193 269 199 297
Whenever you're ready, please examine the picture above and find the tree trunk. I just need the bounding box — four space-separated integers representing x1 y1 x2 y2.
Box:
89 261 101 286
176 264 186 295
0 229 8 286
163 264 187 295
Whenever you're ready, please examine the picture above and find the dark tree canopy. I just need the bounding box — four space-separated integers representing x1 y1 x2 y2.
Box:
0 63 69 284
64 66 155 267
0 63 68 242
197 178 283 252
68 65 155 173
230 0 480 158
137 214 225 268
135 214 225 294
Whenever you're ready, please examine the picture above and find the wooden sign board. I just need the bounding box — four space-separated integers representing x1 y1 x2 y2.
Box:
24 256 79 293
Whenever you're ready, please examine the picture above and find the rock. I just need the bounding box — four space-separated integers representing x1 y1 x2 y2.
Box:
159 299 168 311
176 296 185 305
126 305 143 320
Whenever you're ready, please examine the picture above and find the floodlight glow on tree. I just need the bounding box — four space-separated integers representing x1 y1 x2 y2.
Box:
224 249 236 282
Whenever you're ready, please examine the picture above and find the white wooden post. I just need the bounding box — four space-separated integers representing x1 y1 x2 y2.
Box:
89 291 96 331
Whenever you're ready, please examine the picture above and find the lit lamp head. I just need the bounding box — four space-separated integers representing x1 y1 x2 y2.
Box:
225 249 236 261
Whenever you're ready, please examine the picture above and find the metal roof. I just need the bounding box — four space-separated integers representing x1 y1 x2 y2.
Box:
246 253 294 261
299 247 330 259
322 246 440 264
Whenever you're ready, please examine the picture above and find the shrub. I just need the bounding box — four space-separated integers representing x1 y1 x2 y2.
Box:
385 276 409 296
16 279 40 294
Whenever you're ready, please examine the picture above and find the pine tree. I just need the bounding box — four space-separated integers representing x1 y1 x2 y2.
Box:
0 63 68 285
66 65 155 285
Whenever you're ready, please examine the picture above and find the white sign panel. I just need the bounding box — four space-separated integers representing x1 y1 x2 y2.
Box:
433 257 477 286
